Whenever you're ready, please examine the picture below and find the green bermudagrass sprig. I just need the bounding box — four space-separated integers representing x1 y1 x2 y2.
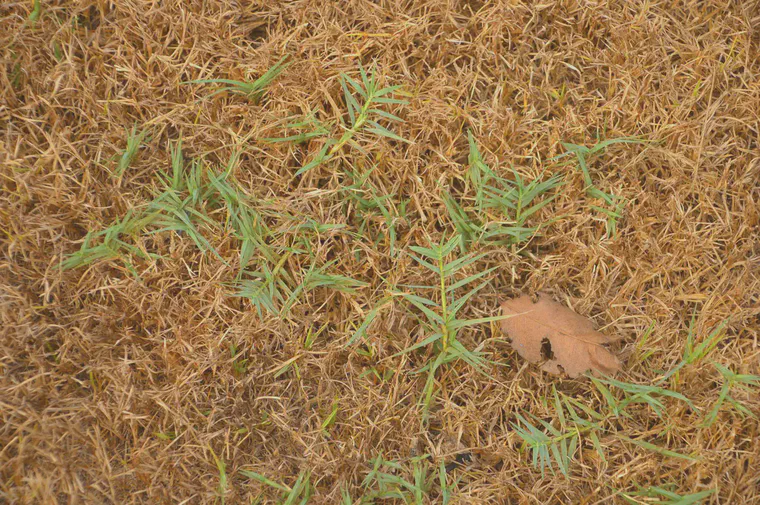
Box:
240 469 312 505
444 131 562 250
282 259 368 313
185 56 289 103
207 162 279 276
513 376 696 477
346 296 393 348
115 124 150 179
263 109 332 145
442 191 482 251
347 453 458 504
235 255 366 318
469 133 563 228
703 362 759 427
590 376 694 418
146 140 226 262
340 165 402 256
512 410 581 477
619 485 715 505
557 137 646 238
555 137 644 191
229 342 248 375
266 62 409 176
60 209 161 275
360 454 434 504
28 0 41 23
209 448 228 505
656 313 728 386
233 254 293 318
393 236 505 417
63 139 238 273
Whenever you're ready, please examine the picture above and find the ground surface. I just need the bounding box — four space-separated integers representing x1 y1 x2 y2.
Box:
2 1 760 504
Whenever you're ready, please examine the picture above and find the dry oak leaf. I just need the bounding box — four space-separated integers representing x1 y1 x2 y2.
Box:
500 293 622 378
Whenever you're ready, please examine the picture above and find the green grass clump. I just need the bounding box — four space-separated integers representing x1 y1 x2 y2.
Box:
206 162 278 275
229 342 248 375
60 209 160 275
240 469 312 504
444 132 563 250
556 137 646 237
234 255 366 319
511 312 750 478
340 164 405 256
63 140 233 274
185 56 289 103
513 372 696 477
265 63 409 176
355 454 454 504
148 141 223 260
619 485 715 504
393 236 505 417
28 0 41 23
115 125 150 179
656 313 728 386
210 449 229 505
703 362 759 427
234 257 292 317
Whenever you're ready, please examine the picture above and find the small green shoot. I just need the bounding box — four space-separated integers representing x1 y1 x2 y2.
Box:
512 409 582 477
153 431 176 441
52 41 63 61
633 322 657 363
556 137 645 190
340 486 353 505
148 141 224 261
438 460 456 505
346 296 393 347
557 137 646 238
297 260 368 294
340 165 401 255
115 125 150 178
321 399 339 434
240 469 311 504
185 56 289 103
590 376 693 419
618 436 697 461
620 485 715 504
209 448 228 505
229 343 248 375
28 0 41 23
234 260 292 317
236 257 365 318
361 454 433 504
358 365 395 383
657 314 728 386
703 362 759 427
282 259 367 313
263 109 331 144
304 322 328 350
207 163 279 276
61 209 160 275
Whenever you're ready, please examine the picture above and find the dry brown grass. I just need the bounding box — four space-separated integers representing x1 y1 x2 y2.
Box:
2 0 760 503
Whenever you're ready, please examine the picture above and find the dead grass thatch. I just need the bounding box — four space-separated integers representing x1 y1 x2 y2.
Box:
2 0 759 503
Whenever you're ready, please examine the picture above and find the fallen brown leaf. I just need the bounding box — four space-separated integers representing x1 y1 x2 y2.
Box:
500 293 622 378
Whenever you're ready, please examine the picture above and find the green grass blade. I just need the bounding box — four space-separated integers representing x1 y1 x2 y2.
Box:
619 436 697 461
